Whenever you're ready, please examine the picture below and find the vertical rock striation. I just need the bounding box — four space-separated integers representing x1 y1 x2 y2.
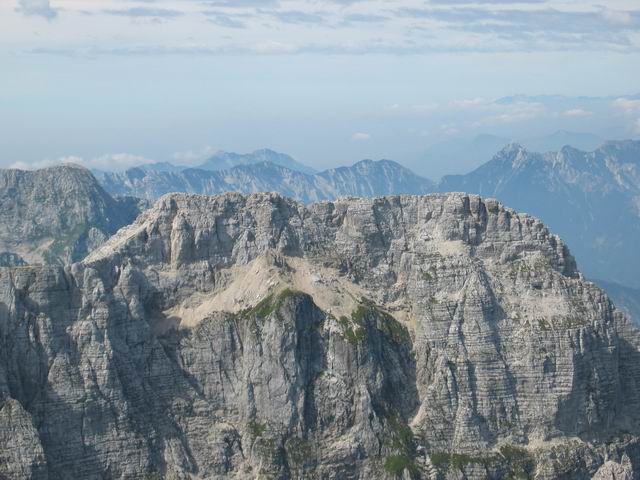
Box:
0 192 639 479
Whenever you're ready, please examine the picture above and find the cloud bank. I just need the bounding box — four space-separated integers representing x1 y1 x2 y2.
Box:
9 0 640 55
17 0 57 19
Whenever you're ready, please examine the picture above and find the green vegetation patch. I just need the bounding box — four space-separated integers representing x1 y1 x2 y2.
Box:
339 298 411 345
428 445 532 475
379 313 411 345
389 415 415 453
247 421 267 438
384 455 415 477
383 415 418 478
141 473 164 480
350 301 370 325
240 288 300 320
285 436 312 465
499 444 535 479
538 318 551 331
422 266 437 282
338 315 366 344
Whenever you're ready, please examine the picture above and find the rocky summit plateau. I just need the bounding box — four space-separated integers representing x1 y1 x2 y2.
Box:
1 191 640 479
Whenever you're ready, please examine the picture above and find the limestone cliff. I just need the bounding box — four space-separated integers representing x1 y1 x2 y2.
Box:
0 165 142 265
439 140 640 290
1 192 639 479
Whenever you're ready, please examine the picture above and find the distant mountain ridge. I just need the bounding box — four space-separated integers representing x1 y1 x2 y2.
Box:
95 148 317 178
95 158 435 203
8 141 640 323
94 140 640 293
417 131 605 179
521 130 604 153
198 148 317 175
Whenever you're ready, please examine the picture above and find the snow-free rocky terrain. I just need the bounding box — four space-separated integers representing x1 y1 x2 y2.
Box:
441 140 640 290
0 165 142 266
1 192 640 479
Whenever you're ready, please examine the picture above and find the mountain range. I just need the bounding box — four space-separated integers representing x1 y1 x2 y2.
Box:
418 131 606 179
1 191 639 478
2 141 640 477
440 141 640 290
3 140 639 324
94 158 434 203
94 140 640 288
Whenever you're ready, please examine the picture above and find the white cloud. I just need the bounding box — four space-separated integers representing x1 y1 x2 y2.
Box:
58 155 84 166
384 102 440 114
9 158 60 170
17 0 57 19
440 123 459 136
10 0 640 56
601 8 634 26
82 153 154 171
10 153 153 172
252 41 298 54
613 97 640 114
613 98 640 133
351 132 371 141
454 98 491 109
173 145 218 165
410 103 440 113
473 101 546 126
562 108 593 117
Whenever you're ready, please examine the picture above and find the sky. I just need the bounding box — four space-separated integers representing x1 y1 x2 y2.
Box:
1 0 639 176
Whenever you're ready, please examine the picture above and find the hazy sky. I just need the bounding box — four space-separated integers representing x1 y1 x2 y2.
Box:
1 0 639 174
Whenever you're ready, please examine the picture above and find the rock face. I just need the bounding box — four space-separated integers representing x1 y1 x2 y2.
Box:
439 140 640 291
1 192 640 479
95 159 435 203
0 252 27 267
0 165 143 265
593 280 640 329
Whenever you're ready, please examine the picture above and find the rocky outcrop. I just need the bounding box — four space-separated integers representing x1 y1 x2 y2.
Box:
593 279 640 326
0 165 143 265
0 252 27 267
0 192 639 479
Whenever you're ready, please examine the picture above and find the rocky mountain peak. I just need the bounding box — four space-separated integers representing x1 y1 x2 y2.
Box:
438 139 640 298
0 164 142 265
351 158 405 170
87 191 580 318
1 191 639 479
495 143 533 169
